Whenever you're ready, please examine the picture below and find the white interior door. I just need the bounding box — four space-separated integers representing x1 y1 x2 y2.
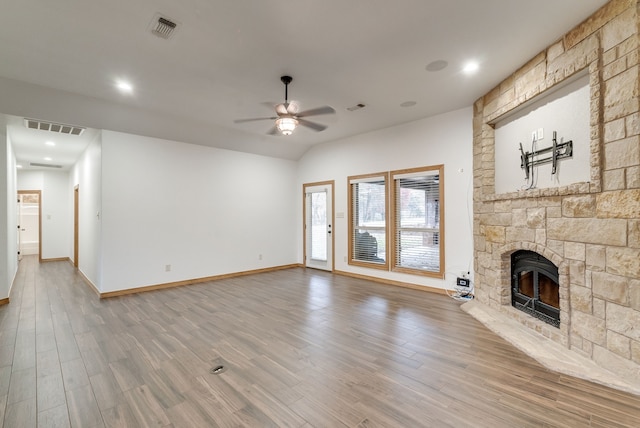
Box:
19 193 40 256
305 183 333 271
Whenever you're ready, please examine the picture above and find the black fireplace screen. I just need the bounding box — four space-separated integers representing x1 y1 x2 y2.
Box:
511 250 560 328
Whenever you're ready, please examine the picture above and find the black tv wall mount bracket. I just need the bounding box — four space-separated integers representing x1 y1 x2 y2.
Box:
519 131 573 180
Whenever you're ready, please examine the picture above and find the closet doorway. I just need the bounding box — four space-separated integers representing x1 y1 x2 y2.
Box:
18 190 42 262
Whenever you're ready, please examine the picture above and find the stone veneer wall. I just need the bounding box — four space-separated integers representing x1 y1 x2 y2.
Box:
473 0 640 380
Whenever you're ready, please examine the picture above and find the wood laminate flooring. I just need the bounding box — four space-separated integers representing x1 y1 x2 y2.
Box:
1 255 639 427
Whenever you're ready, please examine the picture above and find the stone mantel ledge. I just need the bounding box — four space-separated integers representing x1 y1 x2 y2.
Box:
483 66 596 125
479 181 593 202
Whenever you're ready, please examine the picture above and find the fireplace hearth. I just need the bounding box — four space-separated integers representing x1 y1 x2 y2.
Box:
511 250 560 328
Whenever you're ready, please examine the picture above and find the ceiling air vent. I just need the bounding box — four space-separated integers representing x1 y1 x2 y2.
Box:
24 118 85 136
30 162 63 169
151 15 178 39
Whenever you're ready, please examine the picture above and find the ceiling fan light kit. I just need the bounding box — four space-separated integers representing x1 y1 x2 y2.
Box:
234 75 335 136
276 117 298 136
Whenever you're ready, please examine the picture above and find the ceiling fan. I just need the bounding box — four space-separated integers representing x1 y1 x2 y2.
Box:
234 76 335 136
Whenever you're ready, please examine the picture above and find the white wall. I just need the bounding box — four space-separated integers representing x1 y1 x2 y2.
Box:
16 172 44 190
0 131 18 299
1 132 10 299
494 73 590 193
100 131 298 293
17 170 71 259
297 107 474 291
70 134 103 289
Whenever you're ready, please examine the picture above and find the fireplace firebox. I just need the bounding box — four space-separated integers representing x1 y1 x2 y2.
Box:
511 250 560 328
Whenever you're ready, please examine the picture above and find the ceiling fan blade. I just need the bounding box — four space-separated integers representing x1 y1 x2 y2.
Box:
298 118 328 132
296 106 335 118
234 116 277 123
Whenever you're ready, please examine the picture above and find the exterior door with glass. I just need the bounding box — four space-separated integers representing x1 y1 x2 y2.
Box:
304 182 333 271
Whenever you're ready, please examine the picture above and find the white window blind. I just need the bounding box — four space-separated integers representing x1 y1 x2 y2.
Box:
349 174 387 265
392 166 444 276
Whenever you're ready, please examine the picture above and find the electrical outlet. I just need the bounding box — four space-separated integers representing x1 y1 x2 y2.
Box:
258 254 263 260
165 264 171 272
456 277 470 287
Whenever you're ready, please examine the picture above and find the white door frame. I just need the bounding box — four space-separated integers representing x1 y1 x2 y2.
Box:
303 181 334 271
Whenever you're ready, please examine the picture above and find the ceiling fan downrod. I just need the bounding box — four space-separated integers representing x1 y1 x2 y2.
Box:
281 75 292 104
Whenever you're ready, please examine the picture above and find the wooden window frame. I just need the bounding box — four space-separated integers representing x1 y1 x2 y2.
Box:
347 172 389 271
390 165 445 279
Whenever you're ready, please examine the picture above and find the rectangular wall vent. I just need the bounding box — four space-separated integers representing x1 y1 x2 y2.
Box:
24 118 85 136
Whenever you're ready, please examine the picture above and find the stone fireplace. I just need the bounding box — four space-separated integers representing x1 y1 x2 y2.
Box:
471 0 640 388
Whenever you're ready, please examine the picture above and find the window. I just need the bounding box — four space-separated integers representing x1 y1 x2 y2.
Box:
348 173 388 269
348 165 444 278
391 165 444 277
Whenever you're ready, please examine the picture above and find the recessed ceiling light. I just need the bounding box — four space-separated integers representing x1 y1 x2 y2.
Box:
463 61 479 74
115 80 134 94
17 164 23 169
45 141 55 146
400 101 417 108
44 157 52 161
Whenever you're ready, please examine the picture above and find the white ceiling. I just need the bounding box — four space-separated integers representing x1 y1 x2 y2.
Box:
0 0 609 169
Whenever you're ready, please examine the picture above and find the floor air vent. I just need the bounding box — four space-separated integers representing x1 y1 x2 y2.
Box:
24 118 85 136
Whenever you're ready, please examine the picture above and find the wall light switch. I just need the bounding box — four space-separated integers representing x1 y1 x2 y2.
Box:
537 128 544 140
